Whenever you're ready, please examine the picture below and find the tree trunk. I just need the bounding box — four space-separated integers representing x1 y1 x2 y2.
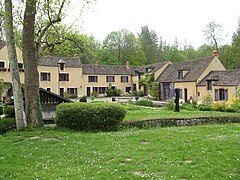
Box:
22 0 43 127
4 0 26 130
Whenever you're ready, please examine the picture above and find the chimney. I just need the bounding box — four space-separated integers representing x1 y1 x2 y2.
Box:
212 50 219 57
96 60 99 65
126 62 130 69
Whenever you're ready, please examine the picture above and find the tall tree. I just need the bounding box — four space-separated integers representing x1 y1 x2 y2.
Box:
230 17 240 69
138 25 159 64
22 0 43 126
203 21 223 52
0 0 4 41
4 0 26 130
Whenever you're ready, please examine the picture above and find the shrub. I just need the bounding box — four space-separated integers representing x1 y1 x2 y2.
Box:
56 102 126 131
0 106 3 115
79 96 87 102
115 89 122 96
105 88 113 97
91 91 98 98
0 117 16 134
203 94 213 106
181 103 198 111
225 107 237 113
135 100 153 107
199 105 212 111
138 90 144 97
213 102 227 112
132 91 138 96
3 105 15 118
164 98 175 110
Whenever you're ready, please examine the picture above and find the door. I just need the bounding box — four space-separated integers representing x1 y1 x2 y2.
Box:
87 87 91 97
60 88 64 97
184 88 188 102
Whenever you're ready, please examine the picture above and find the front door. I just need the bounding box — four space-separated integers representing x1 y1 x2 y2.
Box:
60 88 64 97
87 87 91 97
184 88 188 102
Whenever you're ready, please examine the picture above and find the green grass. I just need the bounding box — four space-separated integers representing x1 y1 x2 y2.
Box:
124 105 240 121
0 124 240 179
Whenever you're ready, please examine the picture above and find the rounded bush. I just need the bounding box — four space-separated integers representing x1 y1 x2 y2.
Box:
56 102 126 131
135 100 153 107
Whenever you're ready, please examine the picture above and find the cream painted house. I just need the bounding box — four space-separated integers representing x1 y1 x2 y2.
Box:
156 54 226 102
197 69 240 102
0 42 24 84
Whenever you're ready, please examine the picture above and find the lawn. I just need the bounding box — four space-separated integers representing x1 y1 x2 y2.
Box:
0 124 239 179
124 105 240 121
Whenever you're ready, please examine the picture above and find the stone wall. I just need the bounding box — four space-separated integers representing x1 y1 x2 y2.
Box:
122 116 240 128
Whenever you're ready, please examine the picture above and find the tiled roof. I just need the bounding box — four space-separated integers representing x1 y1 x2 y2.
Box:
136 61 170 73
156 56 214 82
0 42 6 50
82 64 135 75
198 69 240 86
38 56 82 68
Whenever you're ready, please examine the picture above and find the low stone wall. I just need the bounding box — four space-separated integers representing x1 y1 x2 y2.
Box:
122 116 240 128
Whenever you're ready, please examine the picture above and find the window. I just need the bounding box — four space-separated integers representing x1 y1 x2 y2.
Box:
18 63 23 69
88 76 98 82
207 80 212 90
46 88 51 92
0 61 5 68
59 63 65 71
99 87 107 94
215 89 228 101
121 76 128 83
106 76 115 82
126 87 131 93
59 73 69 81
177 70 183 80
40 72 51 81
67 88 78 95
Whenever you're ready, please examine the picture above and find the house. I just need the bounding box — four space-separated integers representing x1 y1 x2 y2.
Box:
38 56 82 97
197 69 240 102
156 53 226 102
0 42 24 84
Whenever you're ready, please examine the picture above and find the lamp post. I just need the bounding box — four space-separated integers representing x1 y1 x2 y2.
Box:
57 59 66 96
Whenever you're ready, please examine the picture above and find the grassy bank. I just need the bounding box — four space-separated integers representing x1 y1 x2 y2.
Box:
124 105 240 121
0 124 239 179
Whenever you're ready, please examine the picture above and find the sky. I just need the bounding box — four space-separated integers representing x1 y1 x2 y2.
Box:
66 0 240 49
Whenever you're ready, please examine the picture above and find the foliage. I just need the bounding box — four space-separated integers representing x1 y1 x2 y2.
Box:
63 92 77 99
115 89 122 96
149 82 159 100
91 91 98 99
79 96 87 102
180 103 198 111
202 94 213 106
213 102 227 112
0 117 16 134
3 105 15 118
135 100 153 107
0 79 5 101
0 105 3 115
164 98 175 110
138 90 144 97
56 102 126 131
199 105 212 111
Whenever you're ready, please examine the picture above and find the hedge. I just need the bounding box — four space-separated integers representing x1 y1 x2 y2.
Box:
56 102 126 131
0 118 16 135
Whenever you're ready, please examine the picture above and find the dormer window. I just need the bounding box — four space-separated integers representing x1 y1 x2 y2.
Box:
207 80 212 90
18 63 24 71
0 61 5 68
59 63 64 70
57 59 66 71
177 70 183 80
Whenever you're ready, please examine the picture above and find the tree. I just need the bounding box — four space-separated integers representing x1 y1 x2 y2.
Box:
0 1 4 41
231 17 240 69
4 0 26 130
102 29 146 65
138 25 159 64
22 0 43 127
203 21 223 52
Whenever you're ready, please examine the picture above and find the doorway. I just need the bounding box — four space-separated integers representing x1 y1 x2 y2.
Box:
184 88 188 102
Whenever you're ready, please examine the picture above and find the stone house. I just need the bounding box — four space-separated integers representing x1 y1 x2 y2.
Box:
197 69 240 102
156 54 226 102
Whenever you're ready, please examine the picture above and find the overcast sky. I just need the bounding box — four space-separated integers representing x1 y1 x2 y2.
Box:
67 0 240 49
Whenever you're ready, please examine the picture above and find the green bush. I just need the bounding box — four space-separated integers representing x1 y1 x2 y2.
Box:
199 105 212 111
3 105 15 118
0 106 3 115
181 103 198 111
164 98 175 110
79 96 87 102
138 90 144 97
56 102 126 131
225 107 237 113
203 94 213 106
0 117 16 134
213 102 227 112
115 89 122 96
135 100 153 107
